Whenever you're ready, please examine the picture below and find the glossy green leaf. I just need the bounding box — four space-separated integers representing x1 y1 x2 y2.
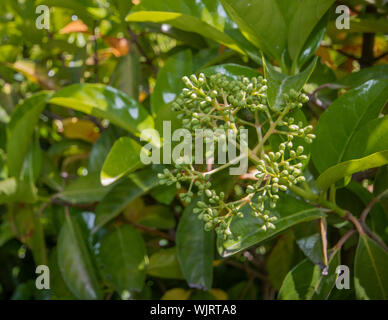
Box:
99 225 147 293
57 173 113 204
355 236 388 299
296 12 329 70
100 137 144 186
278 249 340 300
50 84 157 144
151 50 193 116
217 194 325 257
147 247 184 280
336 65 388 88
94 167 160 231
263 57 317 111
126 5 244 54
344 116 388 160
317 111 388 190
287 0 334 62
176 197 214 290
221 0 286 61
316 150 388 191
57 211 102 300
6 92 51 177
312 80 388 173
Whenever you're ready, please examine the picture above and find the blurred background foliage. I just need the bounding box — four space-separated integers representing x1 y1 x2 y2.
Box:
0 0 387 300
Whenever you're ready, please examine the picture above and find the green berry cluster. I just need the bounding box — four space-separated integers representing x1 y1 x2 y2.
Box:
159 73 315 239
173 73 268 130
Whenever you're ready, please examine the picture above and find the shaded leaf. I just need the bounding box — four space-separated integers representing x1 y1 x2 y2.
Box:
6 92 51 177
151 49 193 115
99 225 147 293
57 210 102 300
147 247 184 279
278 249 340 300
355 235 388 299
94 167 160 230
267 231 295 290
57 173 113 204
176 197 214 290
312 80 388 173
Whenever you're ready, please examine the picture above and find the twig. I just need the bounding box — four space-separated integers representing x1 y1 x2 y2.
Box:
225 260 267 281
374 51 388 62
360 197 378 223
333 230 356 252
320 218 329 270
360 222 388 253
128 221 175 242
52 198 97 210
239 277 254 300
43 110 63 120
359 5 376 68
308 83 343 110
345 211 365 235
337 49 359 61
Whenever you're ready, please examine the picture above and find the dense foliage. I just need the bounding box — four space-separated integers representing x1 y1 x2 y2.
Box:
0 0 388 300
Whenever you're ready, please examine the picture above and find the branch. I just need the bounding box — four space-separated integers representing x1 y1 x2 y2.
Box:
374 51 388 62
337 49 360 61
308 83 343 110
345 211 365 235
360 221 388 253
225 260 267 281
320 218 329 271
360 197 378 223
128 221 175 242
333 230 356 252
